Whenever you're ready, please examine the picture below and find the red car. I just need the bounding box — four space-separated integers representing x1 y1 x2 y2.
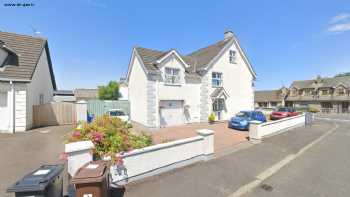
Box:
270 107 298 120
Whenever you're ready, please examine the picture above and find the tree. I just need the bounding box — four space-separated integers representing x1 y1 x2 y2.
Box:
98 81 120 100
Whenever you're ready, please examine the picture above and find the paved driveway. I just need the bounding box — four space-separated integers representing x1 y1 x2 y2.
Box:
148 121 248 154
0 125 72 197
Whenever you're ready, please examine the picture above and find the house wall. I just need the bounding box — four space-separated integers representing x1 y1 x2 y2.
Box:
26 47 54 129
156 55 201 126
14 84 27 132
128 55 148 126
0 82 27 133
0 82 11 132
205 40 254 120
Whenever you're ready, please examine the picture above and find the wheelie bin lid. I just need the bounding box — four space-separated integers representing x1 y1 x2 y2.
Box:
72 160 107 184
7 164 64 193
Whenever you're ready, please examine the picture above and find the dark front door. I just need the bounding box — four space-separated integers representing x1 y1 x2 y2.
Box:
342 102 349 113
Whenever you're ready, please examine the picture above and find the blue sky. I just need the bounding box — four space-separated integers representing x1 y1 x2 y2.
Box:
0 0 349 90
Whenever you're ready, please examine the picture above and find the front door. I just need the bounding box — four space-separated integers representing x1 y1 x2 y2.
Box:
213 99 225 120
342 102 349 113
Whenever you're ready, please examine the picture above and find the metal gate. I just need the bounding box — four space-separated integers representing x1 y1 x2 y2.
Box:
87 100 130 117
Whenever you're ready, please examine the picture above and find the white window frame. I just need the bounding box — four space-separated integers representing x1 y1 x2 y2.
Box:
212 72 223 87
213 99 224 111
164 67 181 85
229 50 236 64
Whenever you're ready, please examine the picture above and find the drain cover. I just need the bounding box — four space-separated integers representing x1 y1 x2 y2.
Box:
260 184 273 192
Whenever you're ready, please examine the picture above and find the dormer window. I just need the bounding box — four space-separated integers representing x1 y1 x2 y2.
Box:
0 48 9 67
164 67 180 85
229 50 236 64
337 88 345 96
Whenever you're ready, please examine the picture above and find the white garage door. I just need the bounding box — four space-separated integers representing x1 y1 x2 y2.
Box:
159 100 184 127
0 92 10 131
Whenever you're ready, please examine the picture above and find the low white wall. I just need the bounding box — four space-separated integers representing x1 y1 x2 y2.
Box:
249 114 305 141
65 140 94 177
110 129 214 186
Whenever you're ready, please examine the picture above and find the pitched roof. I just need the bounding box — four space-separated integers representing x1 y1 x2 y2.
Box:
0 31 56 89
210 87 229 98
254 90 282 102
74 89 99 100
291 76 350 89
186 38 232 70
133 37 234 75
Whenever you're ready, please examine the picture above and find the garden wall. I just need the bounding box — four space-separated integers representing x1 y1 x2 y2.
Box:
249 114 306 141
109 129 214 187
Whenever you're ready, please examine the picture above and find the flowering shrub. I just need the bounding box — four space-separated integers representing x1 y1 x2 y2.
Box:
67 115 152 160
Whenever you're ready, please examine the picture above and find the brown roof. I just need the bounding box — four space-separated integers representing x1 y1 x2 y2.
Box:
255 90 282 102
134 37 233 76
291 76 350 89
0 31 56 89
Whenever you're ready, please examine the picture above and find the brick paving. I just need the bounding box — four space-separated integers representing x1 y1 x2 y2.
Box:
149 121 249 153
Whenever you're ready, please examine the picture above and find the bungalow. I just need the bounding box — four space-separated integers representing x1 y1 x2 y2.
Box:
0 32 56 133
126 31 257 128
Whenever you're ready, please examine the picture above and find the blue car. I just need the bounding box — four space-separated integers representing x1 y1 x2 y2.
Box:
228 111 267 130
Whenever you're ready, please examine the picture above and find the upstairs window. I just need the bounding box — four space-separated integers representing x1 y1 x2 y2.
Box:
321 89 328 95
229 50 236 64
212 72 222 87
164 67 180 85
337 88 345 96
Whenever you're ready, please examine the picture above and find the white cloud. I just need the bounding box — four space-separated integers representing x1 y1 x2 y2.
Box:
327 13 350 34
329 13 350 24
327 23 350 34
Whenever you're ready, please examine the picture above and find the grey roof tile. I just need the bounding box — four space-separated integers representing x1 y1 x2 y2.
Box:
0 31 56 89
134 37 233 75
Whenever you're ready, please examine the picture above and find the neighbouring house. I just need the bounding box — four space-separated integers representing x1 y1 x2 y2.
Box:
119 77 128 100
74 88 99 101
0 31 56 133
53 90 76 102
126 31 257 128
254 87 289 108
287 75 350 113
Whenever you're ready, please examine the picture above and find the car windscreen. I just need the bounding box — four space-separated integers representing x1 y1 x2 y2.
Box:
277 107 290 112
236 112 250 118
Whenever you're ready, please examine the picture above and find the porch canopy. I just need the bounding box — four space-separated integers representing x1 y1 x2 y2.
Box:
210 87 229 100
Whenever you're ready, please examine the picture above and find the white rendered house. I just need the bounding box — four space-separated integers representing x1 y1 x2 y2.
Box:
0 32 56 133
126 31 256 128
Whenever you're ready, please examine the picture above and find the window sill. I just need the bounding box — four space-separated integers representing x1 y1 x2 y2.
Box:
164 83 182 86
212 85 223 88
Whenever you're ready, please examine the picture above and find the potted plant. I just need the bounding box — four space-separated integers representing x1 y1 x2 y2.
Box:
208 113 216 124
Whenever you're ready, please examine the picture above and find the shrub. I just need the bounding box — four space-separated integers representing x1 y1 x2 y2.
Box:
208 113 216 123
308 107 320 113
67 115 152 160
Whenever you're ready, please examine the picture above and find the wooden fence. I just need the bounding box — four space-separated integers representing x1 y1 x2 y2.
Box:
33 102 76 127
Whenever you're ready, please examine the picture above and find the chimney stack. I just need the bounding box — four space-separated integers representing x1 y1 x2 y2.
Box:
224 30 234 39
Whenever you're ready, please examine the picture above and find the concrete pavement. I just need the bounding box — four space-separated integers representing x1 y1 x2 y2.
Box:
0 125 72 197
245 120 350 197
123 120 336 197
